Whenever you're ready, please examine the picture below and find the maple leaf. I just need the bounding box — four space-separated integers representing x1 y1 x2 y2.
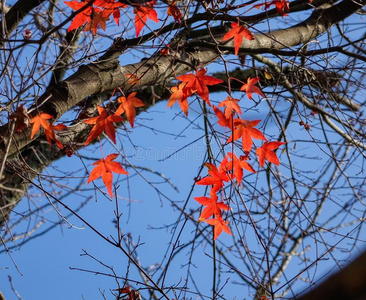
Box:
222 22 254 55
194 192 229 221
176 68 223 106
115 92 145 128
44 123 68 149
196 158 230 192
264 0 290 17
83 8 110 34
94 0 126 25
256 141 286 167
65 0 97 32
133 1 158 37
88 153 129 198
167 2 182 22
240 77 264 100
30 113 53 139
225 152 256 186
205 216 232 240
212 105 233 128
9 105 30 132
125 73 140 85
83 105 123 145
227 119 267 152
167 83 190 116
218 96 242 118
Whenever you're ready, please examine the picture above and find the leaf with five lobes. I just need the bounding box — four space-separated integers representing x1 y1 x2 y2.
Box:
167 83 189 116
240 76 264 100
222 22 254 55
9 105 30 132
218 96 242 118
194 193 229 221
44 124 67 149
115 92 145 128
213 106 233 129
256 141 286 167
133 1 158 37
227 119 267 152
176 68 223 106
225 152 256 186
196 157 230 191
83 106 123 145
205 216 232 240
30 113 53 139
88 153 129 198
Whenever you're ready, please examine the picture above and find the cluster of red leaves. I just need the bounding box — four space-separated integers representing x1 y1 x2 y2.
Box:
82 93 144 197
193 74 285 239
167 68 223 115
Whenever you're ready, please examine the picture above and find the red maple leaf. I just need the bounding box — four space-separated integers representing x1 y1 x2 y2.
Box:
213 105 233 129
240 76 264 100
176 68 223 106
44 123 67 149
94 0 126 25
222 22 254 55
88 153 129 198
264 0 290 17
30 113 53 139
83 105 123 145
218 96 242 118
227 119 267 152
9 105 30 132
205 216 232 240
115 92 145 128
133 1 158 37
83 8 110 34
194 192 230 221
196 158 230 192
167 83 189 116
225 152 256 186
256 141 286 167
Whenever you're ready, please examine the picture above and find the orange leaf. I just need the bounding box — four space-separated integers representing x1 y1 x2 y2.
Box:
30 113 53 139
133 1 158 37
167 83 190 116
83 106 123 145
222 22 254 55
167 2 182 22
126 73 140 85
176 68 223 106
196 158 230 192
194 193 229 221
264 0 290 17
218 96 242 118
115 92 145 128
225 152 256 186
227 119 267 152
213 105 233 129
44 123 67 149
205 216 232 240
240 76 264 100
256 141 285 167
9 105 30 132
88 153 128 198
